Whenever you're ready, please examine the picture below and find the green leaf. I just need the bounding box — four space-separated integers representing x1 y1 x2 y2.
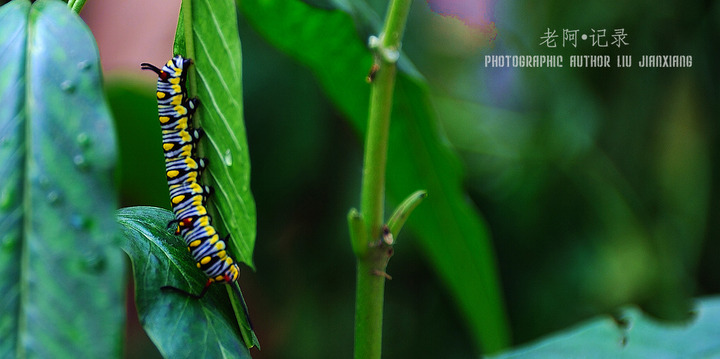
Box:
490 297 720 358
387 190 427 239
238 0 509 352
170 0 259 349
0 0 124 357
117 206 252 358
174 0 257 270
229 281 261 350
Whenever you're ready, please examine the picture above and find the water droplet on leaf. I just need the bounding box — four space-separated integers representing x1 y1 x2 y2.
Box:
73 155 89 171
77 61 91 71
47 191 61 205
223 150 233 166
76 133 90 148
60 80 75 93
38 175 50 188
70 214 92 230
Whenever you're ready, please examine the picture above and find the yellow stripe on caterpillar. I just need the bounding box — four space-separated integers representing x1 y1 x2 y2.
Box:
174 105 188 115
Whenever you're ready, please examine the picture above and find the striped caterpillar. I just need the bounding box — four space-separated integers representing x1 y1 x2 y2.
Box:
141 55 239 299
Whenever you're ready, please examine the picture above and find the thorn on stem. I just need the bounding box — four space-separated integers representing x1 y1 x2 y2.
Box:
372 269 392 280
366 63 380 83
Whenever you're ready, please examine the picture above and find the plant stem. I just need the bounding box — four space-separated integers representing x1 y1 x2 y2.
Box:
354 0 413 358
68 0 86 14
181 0 197 94
359 0 412 244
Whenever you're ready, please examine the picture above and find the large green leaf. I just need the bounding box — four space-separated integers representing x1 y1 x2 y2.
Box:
117 206 252 358
171 0 259 350
0 0 124 357
238 0 509 352
490 297 720 358
174 0 256 269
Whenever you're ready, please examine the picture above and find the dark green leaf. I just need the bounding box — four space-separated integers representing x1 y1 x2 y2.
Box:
117 206 252 358
490 297 720 358
0 0 124 356
238 0 509 352
175 0 256 270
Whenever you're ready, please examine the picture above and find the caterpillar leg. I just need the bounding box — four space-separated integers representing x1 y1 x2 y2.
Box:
166 219 181 231
187 98 200 115
161 279 213 299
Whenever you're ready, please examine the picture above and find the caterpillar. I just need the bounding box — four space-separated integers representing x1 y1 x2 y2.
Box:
141 55 240 299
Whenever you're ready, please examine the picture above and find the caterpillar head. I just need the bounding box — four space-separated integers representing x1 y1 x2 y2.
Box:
171 55 193 73
142 56 193 81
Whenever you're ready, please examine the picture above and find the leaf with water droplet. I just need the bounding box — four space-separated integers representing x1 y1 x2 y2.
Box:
177 0 256 269
0 0 124 356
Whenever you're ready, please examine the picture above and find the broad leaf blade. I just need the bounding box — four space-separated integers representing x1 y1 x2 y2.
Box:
238 0 510 352
0 0 30 355
176 0 256 270
0 0 124 357
490 297 720 358
174 0 260 349
118 206 252 359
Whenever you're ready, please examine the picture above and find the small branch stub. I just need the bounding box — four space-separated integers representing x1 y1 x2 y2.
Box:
368 34 401 64
387 190 427 238
372 269 393 280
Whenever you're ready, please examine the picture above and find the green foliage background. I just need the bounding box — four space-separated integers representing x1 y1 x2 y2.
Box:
0 0 713 357
104 0 719 357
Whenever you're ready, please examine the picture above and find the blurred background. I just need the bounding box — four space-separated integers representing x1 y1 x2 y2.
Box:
78 0 718 357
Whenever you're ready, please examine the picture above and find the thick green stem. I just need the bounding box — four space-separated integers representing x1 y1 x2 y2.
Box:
353 0 413 358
